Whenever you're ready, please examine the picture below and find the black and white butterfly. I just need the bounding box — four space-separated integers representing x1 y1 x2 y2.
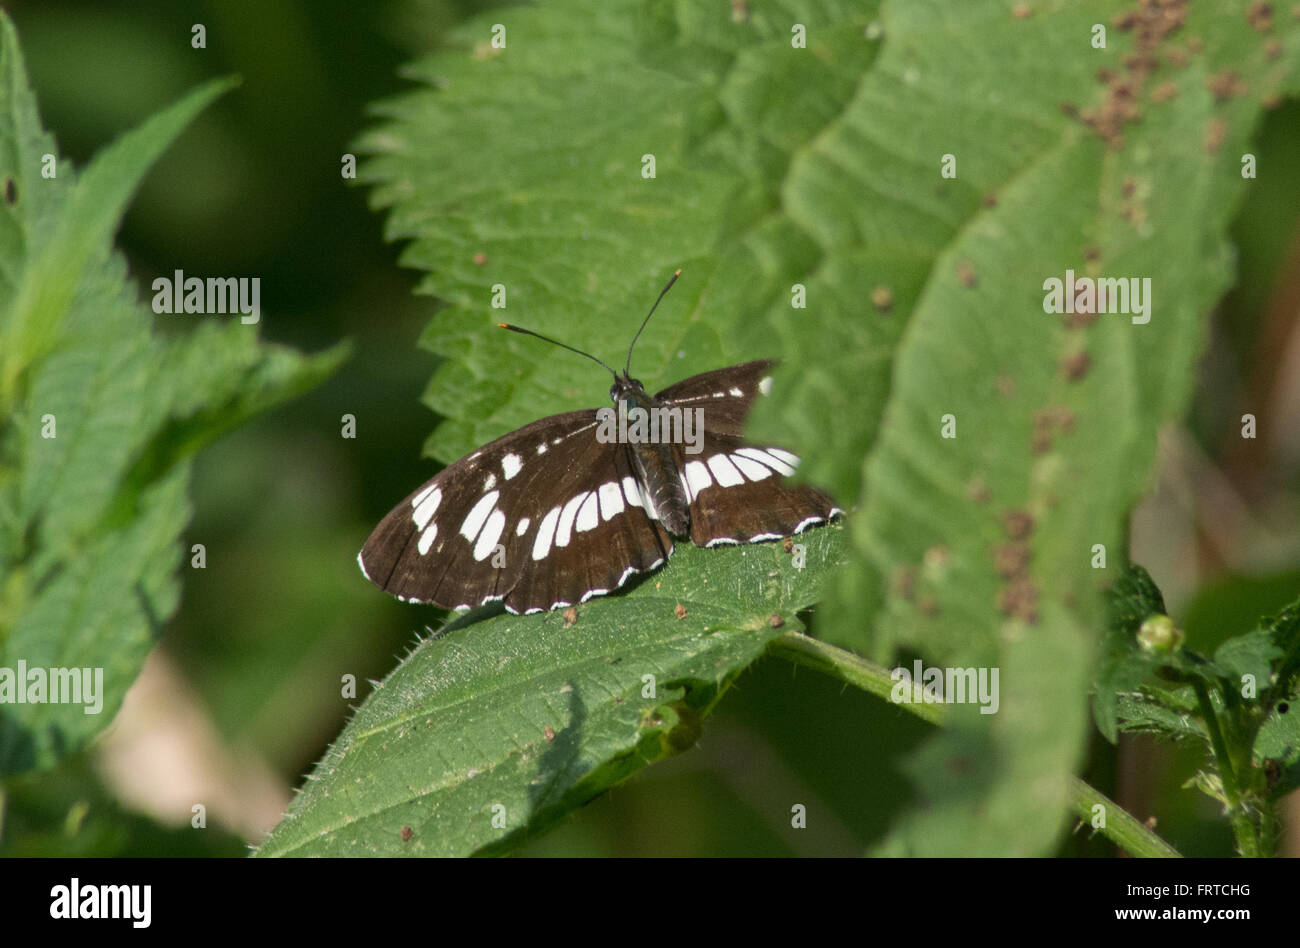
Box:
359 271 842 615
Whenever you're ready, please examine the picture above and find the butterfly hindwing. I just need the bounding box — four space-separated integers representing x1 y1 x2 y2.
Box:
655 362 840 547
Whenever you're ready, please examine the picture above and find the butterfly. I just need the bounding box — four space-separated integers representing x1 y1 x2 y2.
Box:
358 271 842 614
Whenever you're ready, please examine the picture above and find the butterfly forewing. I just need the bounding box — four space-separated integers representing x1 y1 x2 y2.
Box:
358 408 674 614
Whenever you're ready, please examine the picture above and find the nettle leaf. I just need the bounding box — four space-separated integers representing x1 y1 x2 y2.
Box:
815 3 1298 855
1258 596 1300 701
351 0 1298 856
1254 703 1300 799
256 526 844 857
357 0 877 467
1094 564 1169 741
0 13 345 776
1116 687 1204 742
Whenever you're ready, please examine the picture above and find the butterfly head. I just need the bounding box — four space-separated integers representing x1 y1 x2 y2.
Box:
610 374 646 404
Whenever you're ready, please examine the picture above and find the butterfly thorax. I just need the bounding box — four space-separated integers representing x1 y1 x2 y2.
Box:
612 375 691 536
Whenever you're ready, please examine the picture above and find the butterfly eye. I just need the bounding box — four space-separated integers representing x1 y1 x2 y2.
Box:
609 383 619 401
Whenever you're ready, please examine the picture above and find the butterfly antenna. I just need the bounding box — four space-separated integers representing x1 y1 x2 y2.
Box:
625 269 681 377
497 323 618 378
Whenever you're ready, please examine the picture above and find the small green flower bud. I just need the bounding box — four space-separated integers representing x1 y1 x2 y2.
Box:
1138 614 1183 653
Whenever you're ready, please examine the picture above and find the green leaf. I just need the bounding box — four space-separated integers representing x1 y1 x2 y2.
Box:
1258 597 1300 701
256 526 844 857
809 2 1300 854
0 12 345 777
1253 703 1300 799
1116 687 1204 741
1094 565 1170 741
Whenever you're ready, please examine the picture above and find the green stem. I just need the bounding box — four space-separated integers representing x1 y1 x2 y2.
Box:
1069 778 1181 858
766 630 944 725
1190 679 1258 856
766 631 1181 858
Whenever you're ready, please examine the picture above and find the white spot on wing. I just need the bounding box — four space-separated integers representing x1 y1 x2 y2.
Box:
502 453 523 480
412 483 438 509
532 506 561 560
621 475 643 508
575 492 600 533
706 454 745 487
515 517 531 537
729 386 743 397
597 481 624 520
759 376 773 396
473 509 506 560
730 453 772 481
555 493 589 548
683 460 712 500
413 487 442 529
483 473 497 491
735 447 793 477
536 443 548 454
767 447 800 469
460 490 500 541
418 523 438 555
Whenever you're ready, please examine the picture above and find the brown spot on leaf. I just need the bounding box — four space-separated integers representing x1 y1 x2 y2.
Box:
562 607 578 627
955 260 977 288
544 725 556 742
966 477 992 504
674 603 687 620
768 613 785 628
996 375 1016 398
472 252 488 266
998 578 1040 623
401 826 413 842
923 545 951 570
1207 69 1248 102
1011 3 1033 19
1204 117 1227 153
1248 1 1274 31
1061 349 1092 381
3 179 14 205
993 542 1032 579
1003 509 1035 540
870 285 894 312
1150 81 1179 102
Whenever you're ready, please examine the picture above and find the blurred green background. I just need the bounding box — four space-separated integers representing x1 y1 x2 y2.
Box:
2 0 1298 857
